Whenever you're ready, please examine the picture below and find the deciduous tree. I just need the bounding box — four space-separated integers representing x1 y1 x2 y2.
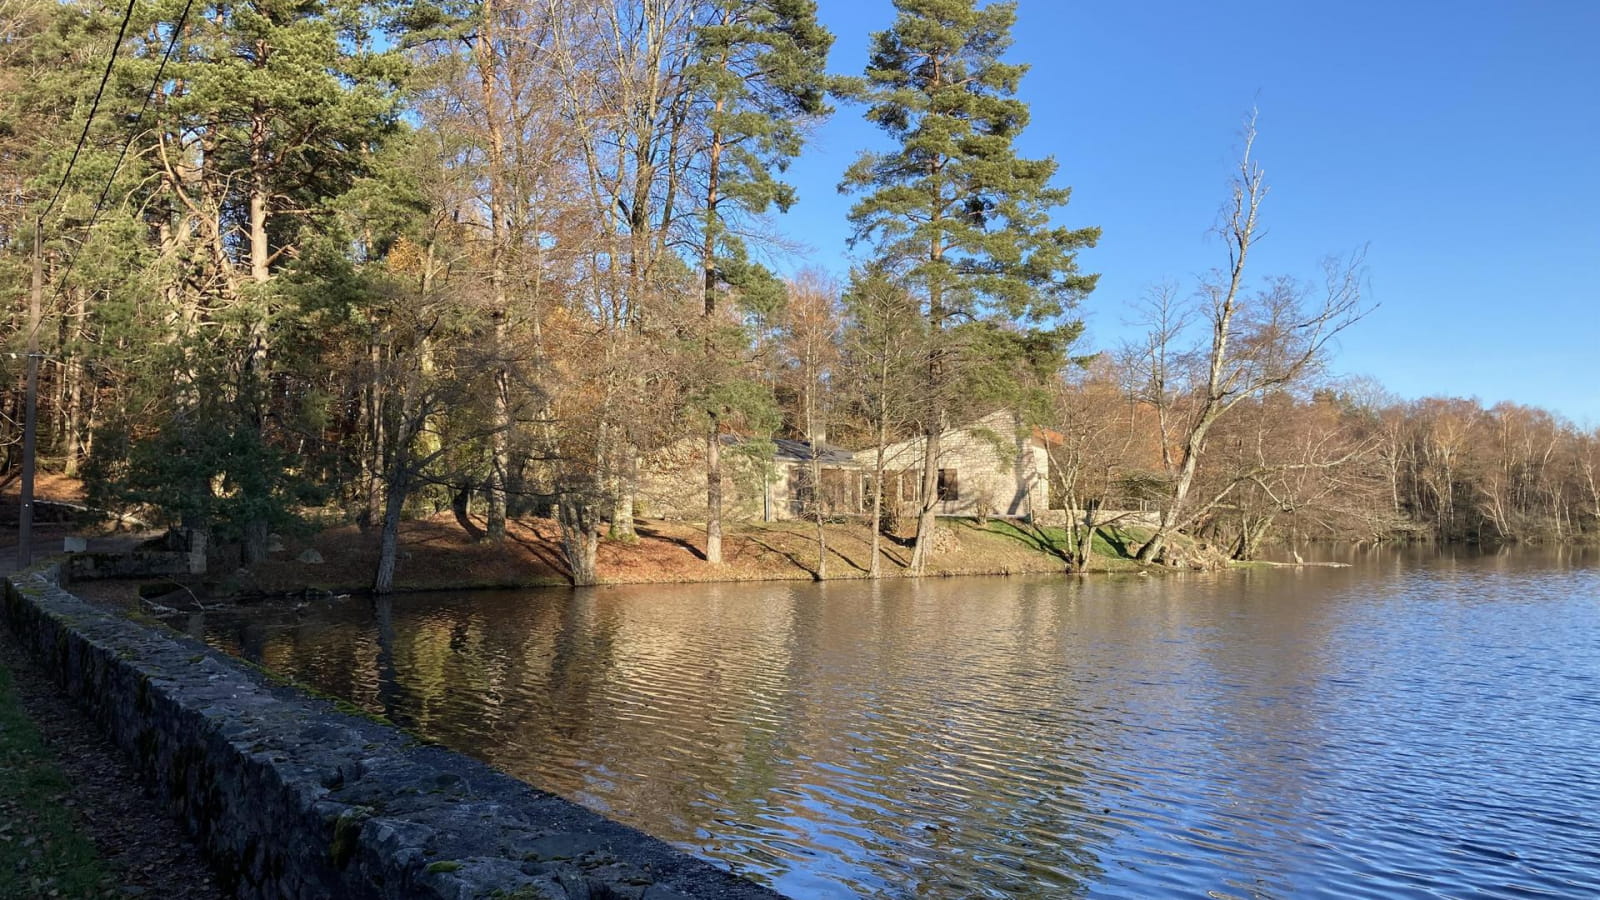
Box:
1129 113 1368 563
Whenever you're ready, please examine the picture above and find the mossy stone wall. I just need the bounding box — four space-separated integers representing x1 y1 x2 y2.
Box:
3 566 782 900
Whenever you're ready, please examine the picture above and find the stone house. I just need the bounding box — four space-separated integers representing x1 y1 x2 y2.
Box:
636 435 862 523
638 410 1050 524
858 409 1050 521
768 439 862 520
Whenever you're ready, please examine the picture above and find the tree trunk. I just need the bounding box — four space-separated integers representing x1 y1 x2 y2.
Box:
241 518 269 567
1136 421 1211 562
451 485 485 541
702 85 726 565
803 352 827 580
487 370 509 541
361 339 384 528
812 455 828 582
1231 512 1275 561
869 442 887 579
1135 518 1168 562
558 494 600 586
372 464 409 594
239 104 273 566
706 428 723 563
477 0 510 544
908 426 941 572
62 316 83 476
1076 499 1099 569
81 386 96 467
609 442 639 541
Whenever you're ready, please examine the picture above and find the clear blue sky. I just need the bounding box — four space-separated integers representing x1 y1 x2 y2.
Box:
772 0 1600 426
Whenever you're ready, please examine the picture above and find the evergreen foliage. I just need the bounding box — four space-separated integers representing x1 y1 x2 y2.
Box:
839 0 1097 569
841 0 1098 329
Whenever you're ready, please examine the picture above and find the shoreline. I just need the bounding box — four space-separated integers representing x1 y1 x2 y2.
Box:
12 476 1586 605
64 513 1162 605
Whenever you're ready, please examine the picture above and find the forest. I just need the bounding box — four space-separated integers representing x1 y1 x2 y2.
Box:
3 0 1597 589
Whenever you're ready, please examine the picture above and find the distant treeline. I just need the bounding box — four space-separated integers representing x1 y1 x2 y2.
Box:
1045 362 1599 560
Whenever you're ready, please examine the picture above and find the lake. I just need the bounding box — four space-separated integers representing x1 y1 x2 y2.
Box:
197 545 1600 898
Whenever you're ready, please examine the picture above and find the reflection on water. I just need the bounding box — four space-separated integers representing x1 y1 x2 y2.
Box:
200 545 1600 898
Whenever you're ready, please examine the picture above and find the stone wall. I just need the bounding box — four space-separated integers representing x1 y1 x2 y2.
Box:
65 528 206 580
2 565 784 900
64 550 194 580
865 410 1048 520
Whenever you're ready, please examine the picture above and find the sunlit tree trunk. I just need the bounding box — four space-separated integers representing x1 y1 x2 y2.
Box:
477 0 511 543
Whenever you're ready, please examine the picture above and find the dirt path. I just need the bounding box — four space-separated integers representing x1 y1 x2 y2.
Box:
0 625 228 899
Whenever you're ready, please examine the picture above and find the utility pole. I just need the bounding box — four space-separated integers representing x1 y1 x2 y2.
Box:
16 215 41 569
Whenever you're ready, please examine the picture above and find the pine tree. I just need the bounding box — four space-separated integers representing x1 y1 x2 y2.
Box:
67 0 404 563
688 0 835 563
841 0 1097 571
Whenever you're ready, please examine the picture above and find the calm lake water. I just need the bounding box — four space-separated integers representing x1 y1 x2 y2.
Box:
197 546 1600 898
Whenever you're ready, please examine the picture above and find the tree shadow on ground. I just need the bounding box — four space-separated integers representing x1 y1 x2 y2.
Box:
1100 526 1132 558
635 525 707 561
879 529 915 549
744 534 818 580
825 542 870 575
871 537 910 569
970 520 1071 565
506 529 574 581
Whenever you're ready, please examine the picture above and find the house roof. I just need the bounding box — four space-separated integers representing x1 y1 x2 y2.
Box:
772 438 857 465
716 434 858 465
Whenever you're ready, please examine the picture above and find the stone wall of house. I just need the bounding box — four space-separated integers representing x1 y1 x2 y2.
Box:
866 411 1047 520
2 565 782 900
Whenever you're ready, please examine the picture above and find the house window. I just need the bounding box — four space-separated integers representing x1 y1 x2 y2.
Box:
789 467 815 518
937 468 959 501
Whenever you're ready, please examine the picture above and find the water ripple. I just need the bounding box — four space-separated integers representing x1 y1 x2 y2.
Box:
202 546 1600 898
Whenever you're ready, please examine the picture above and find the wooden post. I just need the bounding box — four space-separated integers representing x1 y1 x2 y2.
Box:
17 215 42 568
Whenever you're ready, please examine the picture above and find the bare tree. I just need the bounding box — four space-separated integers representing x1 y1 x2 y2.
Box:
1045 358 1145 569
1576 428 1600 526
1130 112 1370 563
1195 393 1379 559
779 270 841 579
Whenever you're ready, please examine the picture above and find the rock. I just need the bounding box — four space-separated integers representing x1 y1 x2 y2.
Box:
63 536 88 553
297 549 325 565
266 534 286 553
921 525 961 556
523 833 605 862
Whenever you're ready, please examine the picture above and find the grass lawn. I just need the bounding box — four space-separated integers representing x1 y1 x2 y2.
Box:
0 662 108 899
963 518 1154 572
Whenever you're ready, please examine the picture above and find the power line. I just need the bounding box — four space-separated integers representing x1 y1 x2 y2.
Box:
40 0 141 220
49 0 196 300
19 0 140 569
